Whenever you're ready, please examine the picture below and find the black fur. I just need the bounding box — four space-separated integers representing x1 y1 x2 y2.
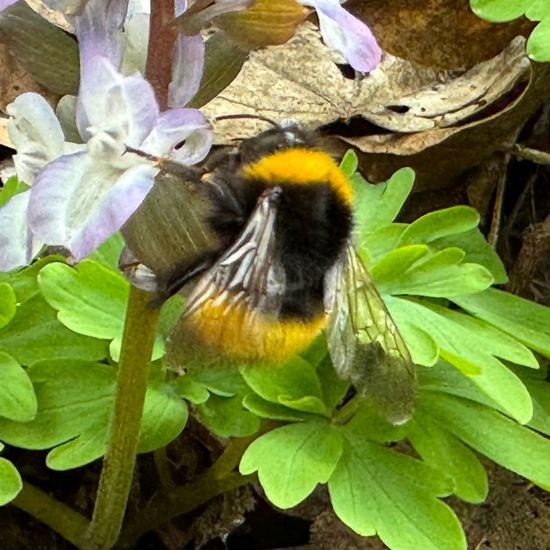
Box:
164 126 352 320
204 127 352 319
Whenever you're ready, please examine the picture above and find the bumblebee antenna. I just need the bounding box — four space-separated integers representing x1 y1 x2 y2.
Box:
215 114 280 128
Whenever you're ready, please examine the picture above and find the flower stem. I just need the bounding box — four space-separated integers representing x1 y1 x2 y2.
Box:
12 481 89 548
146 0 177 110
83 286 160 550
117 472 254 548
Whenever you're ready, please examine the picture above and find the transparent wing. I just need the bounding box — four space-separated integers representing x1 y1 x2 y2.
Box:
167 187 287 367
325 241 416 424
183 186 286 318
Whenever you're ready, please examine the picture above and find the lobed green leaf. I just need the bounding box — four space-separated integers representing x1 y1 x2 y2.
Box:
0 457 22 506
0 352 36 422
328 436 465 550
241 421 343 508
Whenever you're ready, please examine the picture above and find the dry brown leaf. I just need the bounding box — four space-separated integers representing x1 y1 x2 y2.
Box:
349 0 535 70
24 0 74 32
0 41 56 121
203 24 530 144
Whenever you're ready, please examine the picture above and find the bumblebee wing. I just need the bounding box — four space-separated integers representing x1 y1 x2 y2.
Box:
167 187 287 367
325 241 416 424
183 186 286 317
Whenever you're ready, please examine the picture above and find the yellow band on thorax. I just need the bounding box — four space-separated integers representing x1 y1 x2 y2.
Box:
242 148 352 204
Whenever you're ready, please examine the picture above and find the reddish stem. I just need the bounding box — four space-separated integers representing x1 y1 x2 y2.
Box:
146 0 177 111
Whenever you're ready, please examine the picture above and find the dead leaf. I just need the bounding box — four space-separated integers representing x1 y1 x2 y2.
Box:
0 41 56 117
203 23 530 141
348 0 535 70
216 0 308 50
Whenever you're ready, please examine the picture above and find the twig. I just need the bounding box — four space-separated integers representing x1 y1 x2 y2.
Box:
512 144 550 166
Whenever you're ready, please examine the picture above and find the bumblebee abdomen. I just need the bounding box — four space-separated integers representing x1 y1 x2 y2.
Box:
184 293 327 362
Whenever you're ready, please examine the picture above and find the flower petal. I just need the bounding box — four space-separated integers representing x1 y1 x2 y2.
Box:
6 93 66 185
141 109 213 165
0 191 41 271
0 0 17 12
77 56 159 146
299 0 381 72
29 151 158 259
74 0 129 69
168 33 205 108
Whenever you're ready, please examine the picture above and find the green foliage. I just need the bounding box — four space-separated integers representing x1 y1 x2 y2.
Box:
0 455 22 506
470 0 550 61
0 176 28 207
38 259 165 361
2 152 550 550
0 360 187 470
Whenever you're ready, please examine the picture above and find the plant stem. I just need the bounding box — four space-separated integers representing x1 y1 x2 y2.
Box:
333 394 362 425
12 481 90 548
146 0 176 110
117 472 254 548
83 286 160 550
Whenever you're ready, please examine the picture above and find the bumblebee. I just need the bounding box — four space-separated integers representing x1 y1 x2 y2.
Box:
142 124 415 424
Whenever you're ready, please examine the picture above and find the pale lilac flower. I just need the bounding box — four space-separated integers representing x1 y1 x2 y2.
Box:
0 0 17 10
299 0 382 72
0 0 212 270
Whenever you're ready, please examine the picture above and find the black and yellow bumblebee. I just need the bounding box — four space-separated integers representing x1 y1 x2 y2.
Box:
125 123 416 424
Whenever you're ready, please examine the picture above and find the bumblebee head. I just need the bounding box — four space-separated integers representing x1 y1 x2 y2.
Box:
238 124 318 164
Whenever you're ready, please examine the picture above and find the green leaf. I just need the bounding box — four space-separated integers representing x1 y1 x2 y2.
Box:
0 177 28 207
243 394 314 421
38 260 128 340
387 297 533 423
0 284 16 329
352 168 415 239
0 360 186 470
339 150 359 178
196 394 260 438
173 376 210 404
88 233 124 271
0 294 108 364
328 436 464 550
186 365 249 397
0 457 22 506
0 352 36 422
38 260 166 362
397 206 480 247
6 256 65 304
363 223 408 264
430 228 508 284
527 1 550 20
527 18 550 62
375 247 494 297
241 421 343 508
240 357 328 416
469 0 533 22
407 416 488 503
137 381 188 453
453 288 550 356
438 308 538 369
420 391 550 489
523 379 550 436
345 402 407 443
316 354 349 411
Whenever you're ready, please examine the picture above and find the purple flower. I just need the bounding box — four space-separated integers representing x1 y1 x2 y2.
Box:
0 0 212 270
298 0 382 72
